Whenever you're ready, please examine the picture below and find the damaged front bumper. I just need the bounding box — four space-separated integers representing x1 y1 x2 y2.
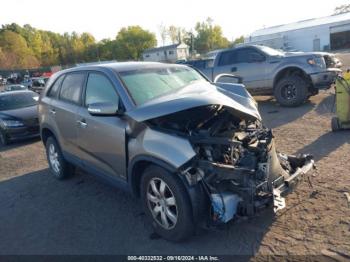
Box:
182 136 315 225
273 155 315 212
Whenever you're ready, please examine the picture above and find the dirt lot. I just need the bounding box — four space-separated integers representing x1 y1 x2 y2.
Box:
0 90 349 259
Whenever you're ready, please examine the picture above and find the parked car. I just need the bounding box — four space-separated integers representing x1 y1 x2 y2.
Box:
42 76 50 83
30 77 46 93
39 62 314 241
1 78 7 85
3 84 28 92
0 91 40 145
196 45 342 107
21 78 33 89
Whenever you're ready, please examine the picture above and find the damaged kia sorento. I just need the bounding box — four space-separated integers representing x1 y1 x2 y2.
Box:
39 62 315 241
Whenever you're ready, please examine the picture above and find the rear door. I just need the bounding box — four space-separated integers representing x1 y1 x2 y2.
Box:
76 72 127 179
53 72 86 157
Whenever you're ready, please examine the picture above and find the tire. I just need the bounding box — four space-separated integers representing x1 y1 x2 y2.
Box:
45 136 75 179
0 129 8 146
274 75 308 107
140 165 195 242
331 117 340 132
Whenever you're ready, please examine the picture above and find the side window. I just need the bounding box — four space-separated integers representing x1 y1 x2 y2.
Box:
59 73 85 104
236 49 250 63
47 75 64 98
248 50 265 63
85 73 119 107
218 50 237 66
237 48 265 63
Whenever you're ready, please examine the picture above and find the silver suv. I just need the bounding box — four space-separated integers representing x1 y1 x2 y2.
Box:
39 62 314 241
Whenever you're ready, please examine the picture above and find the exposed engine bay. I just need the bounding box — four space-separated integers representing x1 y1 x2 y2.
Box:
148 105 315 224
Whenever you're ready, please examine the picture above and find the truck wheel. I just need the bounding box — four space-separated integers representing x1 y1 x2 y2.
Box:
274 76 308 107
331 117 340 132
140 165 195 242
45 136 75 179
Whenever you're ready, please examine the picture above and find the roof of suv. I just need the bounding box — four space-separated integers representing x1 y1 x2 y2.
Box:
72 61 182 73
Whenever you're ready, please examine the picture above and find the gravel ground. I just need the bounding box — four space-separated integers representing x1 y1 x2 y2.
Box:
0 90 349 259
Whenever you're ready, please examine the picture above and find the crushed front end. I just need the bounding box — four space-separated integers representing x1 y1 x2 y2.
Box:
148 105 315 224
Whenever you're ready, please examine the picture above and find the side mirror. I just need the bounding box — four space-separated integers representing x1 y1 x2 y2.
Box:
214 74 243 84
88 102 120 116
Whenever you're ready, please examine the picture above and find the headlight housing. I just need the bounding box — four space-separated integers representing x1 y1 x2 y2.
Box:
1 119 25 128
307 56 326 69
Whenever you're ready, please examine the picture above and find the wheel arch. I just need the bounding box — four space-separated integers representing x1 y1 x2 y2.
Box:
41 126 58 145
128 155 207 224
273 66 312 89
128 155 177 197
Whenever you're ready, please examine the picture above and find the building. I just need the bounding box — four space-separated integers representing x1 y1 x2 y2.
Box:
142 43 189 62
245 12 350 52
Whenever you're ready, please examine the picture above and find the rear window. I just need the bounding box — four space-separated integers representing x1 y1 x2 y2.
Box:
47 75 64 98
218 50 237 66
59 73 85 104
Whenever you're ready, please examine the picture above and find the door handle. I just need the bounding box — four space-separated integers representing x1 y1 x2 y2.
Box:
77 119 88 128
231 67 237 72
49 109 56 115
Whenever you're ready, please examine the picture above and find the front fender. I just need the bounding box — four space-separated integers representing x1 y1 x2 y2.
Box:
128 128 196 170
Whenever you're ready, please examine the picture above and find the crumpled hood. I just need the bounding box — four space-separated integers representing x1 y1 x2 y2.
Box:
126 81 261 122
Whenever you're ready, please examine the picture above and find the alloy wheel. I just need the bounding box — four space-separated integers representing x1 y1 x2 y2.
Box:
146 178 178 230
49 143 60 174
282 83 297 100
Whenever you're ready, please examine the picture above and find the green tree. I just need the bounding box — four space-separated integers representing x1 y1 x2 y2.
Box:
232 35 244 47
167 25 188 44
115 26 157 60
0 30 39 69
193 18 230 54
98 39 117 60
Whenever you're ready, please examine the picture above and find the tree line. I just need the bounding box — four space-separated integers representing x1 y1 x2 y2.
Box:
0 18 243 70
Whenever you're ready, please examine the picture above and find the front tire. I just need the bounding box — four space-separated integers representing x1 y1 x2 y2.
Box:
274 75 308 107
45 136 75 179
140 165 194 242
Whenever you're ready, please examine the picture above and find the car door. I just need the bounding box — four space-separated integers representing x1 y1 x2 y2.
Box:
214 47 268 91
53 72 85 158
77 72 127 179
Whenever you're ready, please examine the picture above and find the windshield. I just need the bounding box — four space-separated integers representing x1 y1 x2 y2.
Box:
258 45 285 56
0 92 39 111
119 66 206 106
6 85 26 91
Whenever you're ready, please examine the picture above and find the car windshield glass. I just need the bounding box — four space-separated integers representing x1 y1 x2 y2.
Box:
119 66 206 106
258 46 285 56
0 93 39 111
7 85 25 91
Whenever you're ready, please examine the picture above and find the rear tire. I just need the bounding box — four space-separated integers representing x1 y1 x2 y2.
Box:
274 75 308 107
140 165 194 242
45 136 75 179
